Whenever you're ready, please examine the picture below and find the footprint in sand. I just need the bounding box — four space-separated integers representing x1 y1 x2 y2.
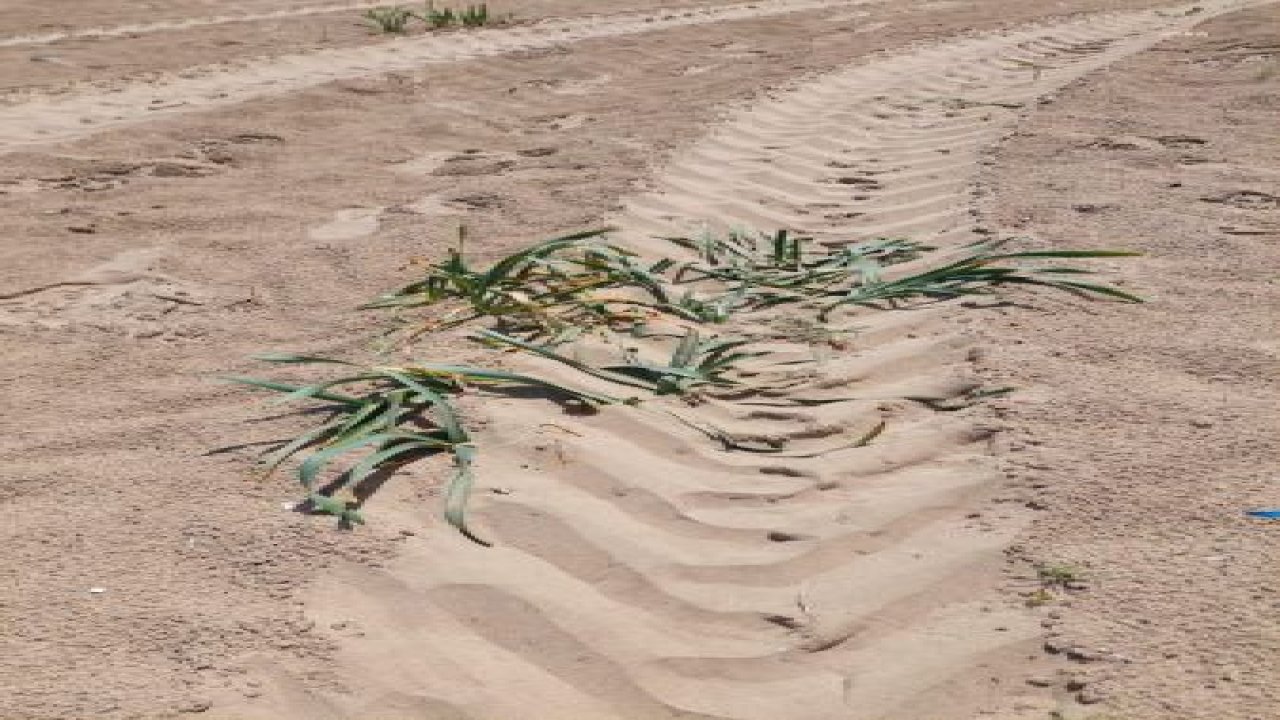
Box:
538 113 589 131
307 208 382 242
393 151 454 176
0 247 207 336
853 21 891 34
405 194 464 216
548 74 613 96
1201 190 1280 210
828 10 872 23
394 149 520 179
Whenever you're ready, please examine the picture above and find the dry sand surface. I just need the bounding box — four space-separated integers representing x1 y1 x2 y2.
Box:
977 5 1280 717
0 0 1275 719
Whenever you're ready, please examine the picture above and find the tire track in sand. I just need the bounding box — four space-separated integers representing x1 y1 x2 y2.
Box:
0 1 754 49
0 2 392 48
236 4 1257 720
0 0 877 154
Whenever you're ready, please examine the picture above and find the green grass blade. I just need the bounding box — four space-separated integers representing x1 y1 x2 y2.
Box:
297 433 398 491
306 493 365 525
444 443 490 546
252 353 359 366
223 376 362 406
257 419 345 477
671 329 701 369
375 368 470 443
343 440 439 493
326 399 389 446
274 374 383 405
993 276 1145 302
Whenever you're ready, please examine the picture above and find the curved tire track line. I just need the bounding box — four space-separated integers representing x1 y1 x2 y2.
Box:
0 0 877 154
0 2 392 48
615 7 1222 248
0 0 762 49
577 2 1258 717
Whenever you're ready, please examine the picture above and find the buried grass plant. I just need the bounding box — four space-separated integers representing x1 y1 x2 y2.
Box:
234 226 1141 542
478 327 768 396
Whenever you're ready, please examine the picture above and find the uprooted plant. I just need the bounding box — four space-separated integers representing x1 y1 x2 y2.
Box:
233 226 1141 542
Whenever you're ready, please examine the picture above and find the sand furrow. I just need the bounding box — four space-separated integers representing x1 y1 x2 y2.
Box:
227 5 1264 719
616 11 1222 248
0 0 878 154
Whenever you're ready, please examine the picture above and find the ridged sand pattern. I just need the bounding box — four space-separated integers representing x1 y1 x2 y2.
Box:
0 0 877 153
257 3 1259 719
0 2 395 48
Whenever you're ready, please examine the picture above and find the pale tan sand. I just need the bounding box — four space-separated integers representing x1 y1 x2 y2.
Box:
975 4 1280 716
0 0 889 152
0 0 1274 718
0 0 768 108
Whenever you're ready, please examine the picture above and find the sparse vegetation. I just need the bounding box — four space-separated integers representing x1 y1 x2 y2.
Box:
365 228 684 342
233 226 1141 541
1025 588 1054 608
480 327 767 396
364 3 501 34
1025 563 1088 606
1037 562 1086 589
372 228 1139 342
364 6 413 34
459 3 490 27
1256 59 1279 82
227 353 615 543
418 3 457 28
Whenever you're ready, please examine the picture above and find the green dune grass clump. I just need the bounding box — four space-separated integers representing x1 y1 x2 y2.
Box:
230 227 1140 543
365 3 498 33
364 6 413 33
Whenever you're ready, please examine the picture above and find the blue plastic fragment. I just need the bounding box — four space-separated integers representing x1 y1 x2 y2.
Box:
1246 509 1280 519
